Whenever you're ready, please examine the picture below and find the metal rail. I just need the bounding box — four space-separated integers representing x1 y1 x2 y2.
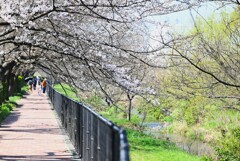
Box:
47 84 129 161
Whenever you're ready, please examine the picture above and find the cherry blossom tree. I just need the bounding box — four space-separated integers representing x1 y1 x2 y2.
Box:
0 0 193 95
0 0 238 102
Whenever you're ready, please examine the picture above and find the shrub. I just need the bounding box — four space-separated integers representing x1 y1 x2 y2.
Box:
0 104 10 122
215 127 240 161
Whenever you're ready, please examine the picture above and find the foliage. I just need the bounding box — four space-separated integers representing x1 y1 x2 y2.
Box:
148 8 240 149
127 129 201 161
53 84 80 101
103 111 201 161
85 94 106 110
215 127 240 161
0 0 184 96
54 83 108 110
2 1 236 99
0 85 27 123
179 8 239 91
0 103 11 123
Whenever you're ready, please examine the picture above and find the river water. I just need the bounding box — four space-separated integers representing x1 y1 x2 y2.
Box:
143 122 216 158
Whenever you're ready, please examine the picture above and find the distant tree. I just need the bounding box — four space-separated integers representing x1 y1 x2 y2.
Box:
159 7 240 99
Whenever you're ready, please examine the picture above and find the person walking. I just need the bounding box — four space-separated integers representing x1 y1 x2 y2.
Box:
27 79 33 93
36 76 41 85
42 78 47 93
33 77 37 90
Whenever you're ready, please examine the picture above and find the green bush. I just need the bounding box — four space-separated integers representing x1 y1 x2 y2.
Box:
0 78 27 124
0 104 10 123
15 75 25 92
163 116 173 122
199 156 214 161
85 94 105 109
215 127 240 161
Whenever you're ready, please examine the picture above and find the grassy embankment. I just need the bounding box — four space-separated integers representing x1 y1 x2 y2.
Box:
54 83 201 161
0 86 28 123
54 83 80 101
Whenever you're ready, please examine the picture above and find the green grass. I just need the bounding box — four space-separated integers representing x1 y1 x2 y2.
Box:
53 84 80 101
128 129 201 161
54 83 106 109
0 86 28 123
102 113 201 161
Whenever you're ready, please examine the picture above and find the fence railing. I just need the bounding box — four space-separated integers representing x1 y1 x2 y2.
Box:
47 84 129 161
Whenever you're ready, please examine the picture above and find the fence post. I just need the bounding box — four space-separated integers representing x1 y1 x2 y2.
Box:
120 130 130 161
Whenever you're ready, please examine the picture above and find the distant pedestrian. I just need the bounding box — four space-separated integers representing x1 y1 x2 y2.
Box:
42 78 47 93
28 79 33 93
36 76 41 85
33 77 37 90
40 79 43 90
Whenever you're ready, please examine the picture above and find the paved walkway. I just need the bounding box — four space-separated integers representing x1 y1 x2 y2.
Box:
0 88 79 161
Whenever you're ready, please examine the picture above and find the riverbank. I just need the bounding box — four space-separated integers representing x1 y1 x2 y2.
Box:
101 113 203 161
54 83 202 161
143 124 215 158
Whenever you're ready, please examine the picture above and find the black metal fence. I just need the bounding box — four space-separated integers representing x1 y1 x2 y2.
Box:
47 84 129 161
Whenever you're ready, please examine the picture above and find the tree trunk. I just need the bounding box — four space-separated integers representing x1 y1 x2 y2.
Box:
127 93 134 121
1 61 16 100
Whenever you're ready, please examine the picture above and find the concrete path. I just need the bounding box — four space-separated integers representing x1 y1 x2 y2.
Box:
0 88 79 161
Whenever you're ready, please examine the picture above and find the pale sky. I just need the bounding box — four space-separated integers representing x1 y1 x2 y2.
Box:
146 2 235 48
148 2 235 33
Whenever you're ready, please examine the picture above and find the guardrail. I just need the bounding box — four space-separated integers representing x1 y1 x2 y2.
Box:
47 84 129 161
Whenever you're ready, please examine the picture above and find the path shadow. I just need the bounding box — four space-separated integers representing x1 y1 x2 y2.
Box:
1 95 49 126
21 98 48 101
15 107 50 111
19 102 50 105
0 112 21 126
0 127 63 135
0 153 80 161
